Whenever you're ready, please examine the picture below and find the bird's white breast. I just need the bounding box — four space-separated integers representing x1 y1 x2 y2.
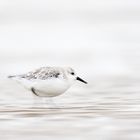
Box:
30 78 70 97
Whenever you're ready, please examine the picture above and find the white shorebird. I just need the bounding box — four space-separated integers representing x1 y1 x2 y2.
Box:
8 67 87 97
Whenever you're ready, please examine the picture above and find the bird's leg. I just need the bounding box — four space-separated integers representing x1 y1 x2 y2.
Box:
42 98 58 108
31 88 44 107
31 88 39 97
31 88 57 108
32 95 44 108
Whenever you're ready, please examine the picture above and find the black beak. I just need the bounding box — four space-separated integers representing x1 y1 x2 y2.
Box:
76 77 87 84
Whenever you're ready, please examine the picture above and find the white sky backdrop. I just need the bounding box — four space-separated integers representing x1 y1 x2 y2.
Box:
0 0 140 79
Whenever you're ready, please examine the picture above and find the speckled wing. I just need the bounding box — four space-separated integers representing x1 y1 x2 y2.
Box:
9 67 60 80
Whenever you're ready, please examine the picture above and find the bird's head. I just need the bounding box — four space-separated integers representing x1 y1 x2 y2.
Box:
64 67 87 85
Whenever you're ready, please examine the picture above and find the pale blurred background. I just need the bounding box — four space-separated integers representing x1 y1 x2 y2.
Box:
0 0 140 79
0 1 140 140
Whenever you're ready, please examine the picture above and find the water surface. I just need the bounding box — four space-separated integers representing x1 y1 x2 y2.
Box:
0 78 140 140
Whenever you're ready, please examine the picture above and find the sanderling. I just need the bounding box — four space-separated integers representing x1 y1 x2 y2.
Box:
8 67 87 97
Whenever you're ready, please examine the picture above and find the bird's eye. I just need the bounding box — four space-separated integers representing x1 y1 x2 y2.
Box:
71 72 75 75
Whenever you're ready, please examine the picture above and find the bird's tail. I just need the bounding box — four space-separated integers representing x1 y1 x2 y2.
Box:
8 75 31 90
8 75 16 78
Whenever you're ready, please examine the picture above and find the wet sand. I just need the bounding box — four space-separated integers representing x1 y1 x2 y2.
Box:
0 77 140 140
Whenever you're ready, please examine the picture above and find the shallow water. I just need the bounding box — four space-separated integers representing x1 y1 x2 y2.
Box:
0 78 140 140
0 0 140 139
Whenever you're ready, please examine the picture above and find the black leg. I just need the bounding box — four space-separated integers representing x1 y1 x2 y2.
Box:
31 87 39 97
